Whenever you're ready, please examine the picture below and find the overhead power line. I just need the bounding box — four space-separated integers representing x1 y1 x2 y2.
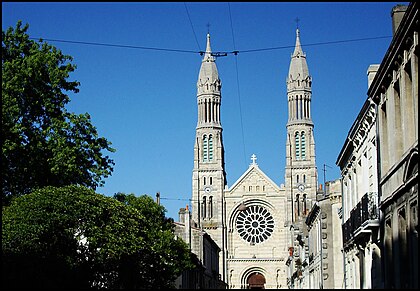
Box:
228 2 247 169
29 35 392 56
29 37 200 54
184 2 201 51
238 35 392 54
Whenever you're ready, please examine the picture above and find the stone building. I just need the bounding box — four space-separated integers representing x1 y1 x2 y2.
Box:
368 2 418 289
180 28 322 288
298 179 344 289
336 2 418 289
336 67 381 289
174 205 224 289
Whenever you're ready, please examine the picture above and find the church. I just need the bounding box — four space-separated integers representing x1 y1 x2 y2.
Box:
175 28 320 289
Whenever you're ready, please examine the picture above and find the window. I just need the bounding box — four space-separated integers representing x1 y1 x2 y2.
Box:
295 132 300 160
202 196 207 218
208 196 213 218
203 135 208 161
385 217 394 287
202 134 214 162
301 132 306 160
236 205 275 244
208 135 213 161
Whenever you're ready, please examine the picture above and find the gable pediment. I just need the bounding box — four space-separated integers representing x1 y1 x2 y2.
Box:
227 165 281 196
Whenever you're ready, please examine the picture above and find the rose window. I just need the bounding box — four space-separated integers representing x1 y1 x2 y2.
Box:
236 205 275 244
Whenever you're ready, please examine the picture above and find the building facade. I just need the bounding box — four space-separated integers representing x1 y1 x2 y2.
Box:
335 2 418 289
174 205 224 289
368 2 418 289
304 179 344 289
181 29 323 289
336 66 381 289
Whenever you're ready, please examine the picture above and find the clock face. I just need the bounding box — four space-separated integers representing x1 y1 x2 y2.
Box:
204 186 212 193
298 184 305 192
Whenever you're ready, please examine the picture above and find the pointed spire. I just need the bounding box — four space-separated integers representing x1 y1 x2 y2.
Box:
197 33 220 95
288 28 309 81
292 29 304 57
203 33 215 62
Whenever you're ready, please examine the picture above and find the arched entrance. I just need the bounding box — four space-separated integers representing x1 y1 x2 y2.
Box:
247 272 266 289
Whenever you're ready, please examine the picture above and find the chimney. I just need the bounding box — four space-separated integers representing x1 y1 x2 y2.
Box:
184 205 191 249
178 207 186 224
155 192 160 205
391 5 407 35
367 64 380 88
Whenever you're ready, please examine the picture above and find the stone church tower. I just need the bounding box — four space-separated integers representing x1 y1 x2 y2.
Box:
285 28 318 225
191 32 227 274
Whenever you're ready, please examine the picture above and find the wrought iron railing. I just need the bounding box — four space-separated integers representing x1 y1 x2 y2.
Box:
342 192 379 245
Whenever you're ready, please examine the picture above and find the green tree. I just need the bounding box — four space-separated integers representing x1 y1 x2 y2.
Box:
2 186 194 289
2 21 115 205
114 192 195 288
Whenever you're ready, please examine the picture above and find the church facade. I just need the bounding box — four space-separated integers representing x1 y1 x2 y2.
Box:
187 29 319 289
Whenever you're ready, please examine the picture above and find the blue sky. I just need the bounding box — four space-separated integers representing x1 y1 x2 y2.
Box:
2 2 407 220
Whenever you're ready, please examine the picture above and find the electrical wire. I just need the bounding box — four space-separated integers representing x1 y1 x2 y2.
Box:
228 2 247 169
238 35 392 54
29 37 200 54
29 35 392 56
184 2 201 51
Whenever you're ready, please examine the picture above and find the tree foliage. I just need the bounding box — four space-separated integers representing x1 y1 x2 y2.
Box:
2 186 194 289
2 21 115 204
113 192 195 288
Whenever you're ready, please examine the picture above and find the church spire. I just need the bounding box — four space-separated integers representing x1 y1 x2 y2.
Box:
286 28 312 123
197 33 222 127
292 28 303 57
198 33 219 88
192 33 226 260
288 28 310 83
203 33 215 62
284 26 318 230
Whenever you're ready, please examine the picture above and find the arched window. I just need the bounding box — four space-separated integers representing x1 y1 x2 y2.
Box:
203 135 208 161
208 196 213 218
297 175 300 183
202 196 207 219
210 177 213 185
296 194 300 218
301 132 306 160
295 132 300 160
303 194 307 215
303 174 306 183
208 135 213 161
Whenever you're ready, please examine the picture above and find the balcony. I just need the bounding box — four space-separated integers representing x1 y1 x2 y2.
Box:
342 192 380 247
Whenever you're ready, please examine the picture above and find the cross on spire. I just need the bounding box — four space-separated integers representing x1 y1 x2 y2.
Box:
295 17 300 29
251 154 257 165
206 22 211 34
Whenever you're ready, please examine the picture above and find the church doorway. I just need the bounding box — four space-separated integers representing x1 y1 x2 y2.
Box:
247 272 266 289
